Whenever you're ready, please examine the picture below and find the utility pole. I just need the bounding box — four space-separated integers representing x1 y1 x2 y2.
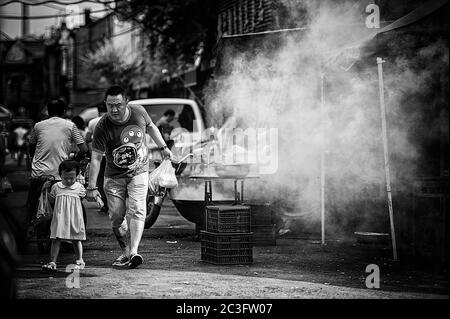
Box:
21 3 29 36
377 57 398 261
320 71 326 245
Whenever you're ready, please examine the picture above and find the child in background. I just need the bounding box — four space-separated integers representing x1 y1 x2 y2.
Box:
42 160 87 271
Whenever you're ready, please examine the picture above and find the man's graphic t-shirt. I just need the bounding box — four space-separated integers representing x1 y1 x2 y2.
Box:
92 104 152 178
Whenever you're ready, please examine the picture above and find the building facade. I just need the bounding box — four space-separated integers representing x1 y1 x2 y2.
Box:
0 33 64 121
67 11 143 113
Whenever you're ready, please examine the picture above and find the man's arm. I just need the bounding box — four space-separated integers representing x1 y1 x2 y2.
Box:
70 123 88 156
85 150 102 201
147 122 166 147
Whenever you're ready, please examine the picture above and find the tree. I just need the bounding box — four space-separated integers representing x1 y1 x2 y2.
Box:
111 0 218 76
81 40 141 89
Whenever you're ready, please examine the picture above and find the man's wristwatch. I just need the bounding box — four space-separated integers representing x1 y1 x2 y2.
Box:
159 145 168 151
87 186 98 191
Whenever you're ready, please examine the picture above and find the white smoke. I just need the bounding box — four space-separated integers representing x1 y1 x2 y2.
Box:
201 0 448 237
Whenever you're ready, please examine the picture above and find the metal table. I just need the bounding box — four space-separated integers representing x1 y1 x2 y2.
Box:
190 174 260 205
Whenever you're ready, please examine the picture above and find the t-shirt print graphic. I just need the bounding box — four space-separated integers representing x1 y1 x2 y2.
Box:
112 125 148 170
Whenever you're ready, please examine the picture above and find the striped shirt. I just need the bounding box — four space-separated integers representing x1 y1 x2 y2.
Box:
29 117 85 179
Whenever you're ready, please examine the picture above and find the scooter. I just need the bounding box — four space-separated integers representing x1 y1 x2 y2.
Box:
144 153 193 229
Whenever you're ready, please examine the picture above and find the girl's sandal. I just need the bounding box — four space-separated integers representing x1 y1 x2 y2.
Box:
74 259 85 270
42 262 57 272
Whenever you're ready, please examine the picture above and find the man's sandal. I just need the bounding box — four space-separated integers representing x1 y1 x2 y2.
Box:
112 254 130 267
128 254 143 269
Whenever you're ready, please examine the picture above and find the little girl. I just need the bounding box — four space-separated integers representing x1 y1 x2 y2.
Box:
42 159 87 271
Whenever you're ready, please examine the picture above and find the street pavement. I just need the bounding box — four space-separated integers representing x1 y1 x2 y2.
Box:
0 155 448 299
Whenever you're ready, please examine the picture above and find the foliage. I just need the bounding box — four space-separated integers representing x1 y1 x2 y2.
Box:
81 40 141 89
113 0 218 75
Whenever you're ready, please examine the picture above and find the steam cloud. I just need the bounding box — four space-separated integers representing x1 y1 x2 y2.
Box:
199 0 448 238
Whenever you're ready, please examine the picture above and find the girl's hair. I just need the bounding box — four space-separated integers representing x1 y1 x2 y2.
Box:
58 159 80 176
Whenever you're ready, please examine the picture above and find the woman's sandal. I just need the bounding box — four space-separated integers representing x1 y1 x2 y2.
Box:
42 262 57 272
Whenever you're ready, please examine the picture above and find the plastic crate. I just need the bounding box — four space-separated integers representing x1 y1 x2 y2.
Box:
250 203 274 224
200 231 253 265
206 205 251 233
251 224 277 246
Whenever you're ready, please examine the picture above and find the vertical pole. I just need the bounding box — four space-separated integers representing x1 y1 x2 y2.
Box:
377 57 398 261
320 72 326 245
21 3 29 36
234 180 238 204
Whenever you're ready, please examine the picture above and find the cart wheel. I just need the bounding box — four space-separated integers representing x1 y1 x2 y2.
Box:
144 194 162 229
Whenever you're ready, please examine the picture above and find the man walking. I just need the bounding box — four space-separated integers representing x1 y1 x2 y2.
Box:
27 99 88 249
86 85 172 269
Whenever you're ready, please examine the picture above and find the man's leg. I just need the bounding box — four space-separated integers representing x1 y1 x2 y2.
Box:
126 172 148 266
129 218 145 256
104 177 130 260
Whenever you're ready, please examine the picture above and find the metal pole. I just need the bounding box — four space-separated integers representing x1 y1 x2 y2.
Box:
376 57 398 261
21 3 29 36
320 72 326 245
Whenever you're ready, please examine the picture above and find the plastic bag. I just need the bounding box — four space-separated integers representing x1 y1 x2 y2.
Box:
36 187 53 222
149 159 178 194
158 161 178 188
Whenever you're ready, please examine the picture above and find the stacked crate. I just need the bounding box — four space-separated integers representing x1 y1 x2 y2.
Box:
201 205 253 265
251 203 277 246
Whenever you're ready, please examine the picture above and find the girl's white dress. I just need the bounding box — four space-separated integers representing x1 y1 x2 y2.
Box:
49 181 86 240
